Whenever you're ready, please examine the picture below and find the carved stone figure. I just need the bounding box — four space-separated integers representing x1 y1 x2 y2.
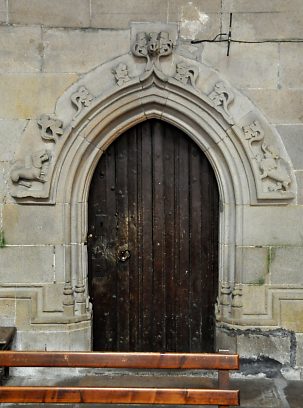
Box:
112 63 131 86
71 86 94 119
37 114 64 143
10 150 50 188
132 31 173 71
258 143 291 191
242 120 264 146
174 62 198 87
208 82 234 117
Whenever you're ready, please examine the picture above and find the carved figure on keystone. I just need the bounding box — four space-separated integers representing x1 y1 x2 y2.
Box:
37 114 63 143
259 143 291 191
10 150 50 188
132 31 173 71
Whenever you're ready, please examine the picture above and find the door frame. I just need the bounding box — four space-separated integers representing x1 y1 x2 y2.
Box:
19 56 293 333
87 119 220 352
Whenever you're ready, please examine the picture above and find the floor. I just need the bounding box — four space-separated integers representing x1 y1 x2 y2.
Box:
0 370 302 408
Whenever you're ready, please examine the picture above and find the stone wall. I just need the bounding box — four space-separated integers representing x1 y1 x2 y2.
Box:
0 0 303 373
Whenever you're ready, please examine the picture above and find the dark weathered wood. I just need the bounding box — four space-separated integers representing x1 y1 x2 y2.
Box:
0 328 16 348
88 119 219 352
0 386 239 405
0 351 239 370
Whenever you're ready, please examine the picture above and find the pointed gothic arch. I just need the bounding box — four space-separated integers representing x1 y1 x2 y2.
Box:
9 27 296 334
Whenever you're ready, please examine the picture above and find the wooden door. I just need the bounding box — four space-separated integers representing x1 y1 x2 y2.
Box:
88 119 219 352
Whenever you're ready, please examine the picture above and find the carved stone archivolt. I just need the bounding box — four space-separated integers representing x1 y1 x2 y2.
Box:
8 23 296 325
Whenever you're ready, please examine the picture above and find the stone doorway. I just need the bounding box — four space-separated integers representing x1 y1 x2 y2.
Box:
88 119 219 352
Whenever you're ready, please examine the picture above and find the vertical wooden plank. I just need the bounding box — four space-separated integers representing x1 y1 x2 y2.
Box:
199 155 219 351
127 127 139 351
89 143 118 351
175 131 190 352
151 121 165 351
115 133 130 351
163 124 176 351
189 143 203 352
140 121 154 351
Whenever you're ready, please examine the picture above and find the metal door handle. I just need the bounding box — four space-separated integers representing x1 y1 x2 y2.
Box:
118 249 131 262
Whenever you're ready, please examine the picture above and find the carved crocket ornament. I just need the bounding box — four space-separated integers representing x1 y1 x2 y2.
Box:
132 31 173 71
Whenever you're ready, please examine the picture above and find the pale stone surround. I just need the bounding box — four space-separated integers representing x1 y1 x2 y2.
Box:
0 2 303 370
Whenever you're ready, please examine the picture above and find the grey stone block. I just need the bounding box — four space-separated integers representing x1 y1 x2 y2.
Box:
0 26 42 73
16 329 71 351
216 327 237 353
203 42 279 89
1 245 55 284
276 125 303 170
43 283 64 312
242 205 303 246
0 73 78 119
296 333 303 367
295 171 303 204
222 11 303 42
280 300 303 332
0 298 16 326
3 204 64 245
239 246 269 284
280 43 303 89
242 285 267 315
178 11 221 41
43 29 130 73
0 120 27 162
0 0 7 23
237 331 291 365
242 89 303 124
91 0 169 29
9 0 90 28
222 0 303 12
170 0 221 14
269 246 303 284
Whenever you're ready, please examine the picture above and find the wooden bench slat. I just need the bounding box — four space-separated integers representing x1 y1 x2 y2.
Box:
0 386 240 405
0 351 239 370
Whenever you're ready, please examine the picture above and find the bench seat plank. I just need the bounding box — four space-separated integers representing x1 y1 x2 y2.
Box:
0 352 239 370
0 387 240 405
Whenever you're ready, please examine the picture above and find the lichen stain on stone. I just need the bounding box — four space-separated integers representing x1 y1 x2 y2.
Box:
180 2 210 40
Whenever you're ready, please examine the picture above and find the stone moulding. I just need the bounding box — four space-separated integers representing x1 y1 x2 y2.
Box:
8 25 296 326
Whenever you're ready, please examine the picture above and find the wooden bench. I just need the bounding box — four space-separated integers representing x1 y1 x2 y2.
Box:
0 327 16 384
0 351 239 407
